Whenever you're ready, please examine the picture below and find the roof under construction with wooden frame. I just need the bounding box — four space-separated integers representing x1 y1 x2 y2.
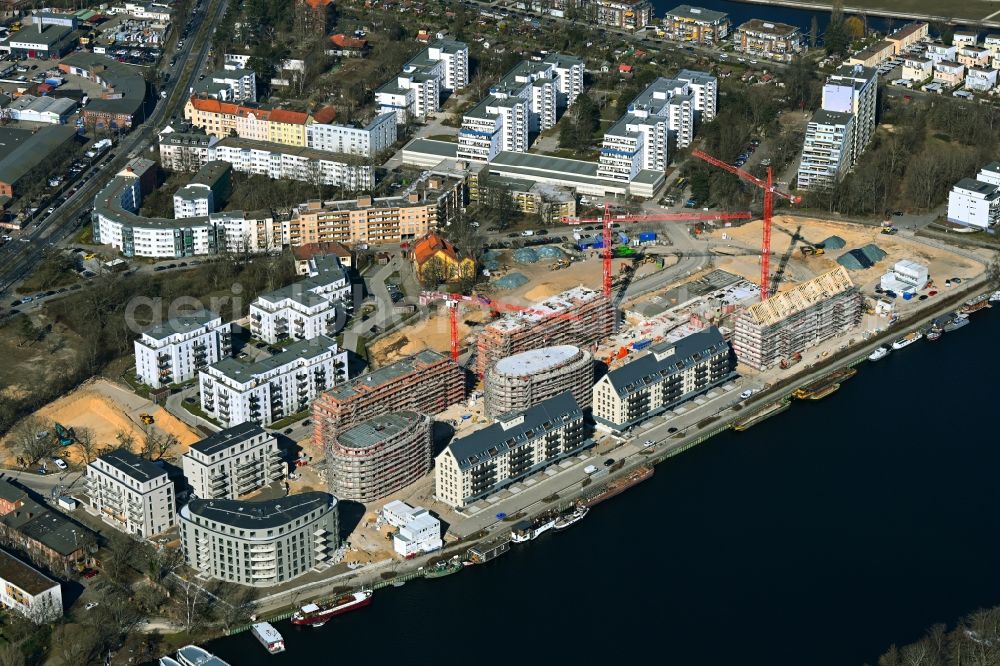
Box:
742 266 855 327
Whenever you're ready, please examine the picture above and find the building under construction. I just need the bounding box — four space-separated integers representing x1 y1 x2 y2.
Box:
475 287 614 378
484 345 594 419
732 266 863 370
312 350 465 447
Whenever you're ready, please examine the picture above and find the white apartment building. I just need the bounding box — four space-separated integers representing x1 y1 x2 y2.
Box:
797 110 854 190
933 60 965 87
249 255 350 344
434 391 587 509
457 96 529 162
158 130 220 171
977 162 1000 185
953 31 978 48
173 183 215 219
86 449 176 538
376 40 468 123
677 69 718 121
305 112 397 157
0 550 62 623
966 67 998 92
957 45 990 68
821 64 877 166
925 43 957 65
880 259 929 294
134 309 231 389
210 137 373 190
985 34 1000 68
192 68 258 102
947 177 1000 229
182 422 284 499
902 56 932 82
199 336 347 428
381 500 442 558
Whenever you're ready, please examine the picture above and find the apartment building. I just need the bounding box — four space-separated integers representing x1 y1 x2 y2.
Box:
957 45 990 68
172 160 231 220
327 412 433 502
796 110 854 190
134 309 232 389
381 501 442 557
470 174 577 224
456 55 585 163
902 56 932 83
158 131 220 171
597 73 717 182
953 31 978 48
305 112 397 157
0 481 93 571
312 350 464 441
199 336 348 428
663 5 729 44
249 255 350 344
948 177 1000 229
933 60 965 87
798 64 877 190
376 40 469 123
592 327 735 431
484 345 593 418
192 68 258 102
886 22 929 55
734 20 802 62
966 67 998 92
0 550 62 623
732 267 863 370
93 172 283 258
287 174 464 246
209 137 373 190
591 0 652 30
986 34 1000 68
86 449 176 538
179 492 339 587
848 40 894 68
925 43 956 65
435 392 587 509
182 423 284 500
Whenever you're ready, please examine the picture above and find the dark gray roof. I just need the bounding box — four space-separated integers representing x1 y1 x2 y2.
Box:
190 422 268 456
142 309 221 340
0 125 77 188
955 178 999 195
186 491 334 530
447 391 581 471
62 52 145 117
0 548 58 596
603 327 729 397
95 449 166 483
1 495 93 556
324 349 449 400
0 478 28 504
208 336 337 383
190 160 230 188
811 109 853 126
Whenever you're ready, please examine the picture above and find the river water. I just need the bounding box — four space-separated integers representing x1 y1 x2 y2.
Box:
204 307 1000 665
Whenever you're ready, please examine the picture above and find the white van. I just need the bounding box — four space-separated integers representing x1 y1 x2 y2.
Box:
521 230 534 237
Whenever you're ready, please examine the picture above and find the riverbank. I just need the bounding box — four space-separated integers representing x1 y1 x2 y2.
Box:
200 274 993 641
725 0 1000 26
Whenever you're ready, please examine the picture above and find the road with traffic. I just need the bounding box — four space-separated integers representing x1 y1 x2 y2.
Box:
0 0 229 297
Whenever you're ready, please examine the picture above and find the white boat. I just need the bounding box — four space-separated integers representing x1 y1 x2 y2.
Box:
867 346 889 362
176 645 231 666
990 290 1000 302
251 621 285 654
510 516 558 543
160 658 183 666
891 331 922 350
553 505 589 530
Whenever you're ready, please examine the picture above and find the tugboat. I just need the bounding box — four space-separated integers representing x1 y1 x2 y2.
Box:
553 505 589 530
291 590 373 627
867 346 890 361
891 331 923 350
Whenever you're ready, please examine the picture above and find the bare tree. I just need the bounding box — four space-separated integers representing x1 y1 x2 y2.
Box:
140 426 178 461
9 416 58 466
0 644 25 666
171 576 213 632
75 426 99 465
113 428 137 453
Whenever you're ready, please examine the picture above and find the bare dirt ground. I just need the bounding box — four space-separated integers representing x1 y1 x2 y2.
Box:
0 319 83 400
0 379 201 466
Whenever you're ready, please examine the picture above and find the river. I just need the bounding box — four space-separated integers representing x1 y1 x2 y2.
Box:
203 306 1000 665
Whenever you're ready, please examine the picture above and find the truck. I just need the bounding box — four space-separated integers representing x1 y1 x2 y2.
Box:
85 138 112 159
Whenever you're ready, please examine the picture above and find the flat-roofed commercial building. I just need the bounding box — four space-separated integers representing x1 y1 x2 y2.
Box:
134 309 232 389
0 480 94 570
0 549 62 623
59 53 145 130
183 423 284 500
484 345 593 419
179 492 339 587
435 392 587 509
86 449 176 538
592 327 735 431
0 125 78 200
663 5 729 43
327 411 432 502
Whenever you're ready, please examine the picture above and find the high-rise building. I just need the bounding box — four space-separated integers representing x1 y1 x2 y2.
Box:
376 41 469 124
134 310 232 389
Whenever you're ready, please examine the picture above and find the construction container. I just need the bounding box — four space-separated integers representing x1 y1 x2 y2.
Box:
632 339 652 351
638 232 656 242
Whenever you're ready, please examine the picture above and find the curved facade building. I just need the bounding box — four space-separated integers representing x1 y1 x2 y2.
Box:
484 345 593 418
179 492 338 587
327 411 432 502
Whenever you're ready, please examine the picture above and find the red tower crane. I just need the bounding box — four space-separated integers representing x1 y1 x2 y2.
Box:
419 291 579 364
561 204 753 299
691 149 802 301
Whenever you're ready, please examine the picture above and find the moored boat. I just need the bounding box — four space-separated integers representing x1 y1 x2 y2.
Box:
891 331 923 350
510 515 558 543
251 621 285 654
553 505 589 530
961 293 992 314
159 658 183 666
926 328 942 341
807 383 840 400
868 346 890 361
176 645 230 666
583 466 654 507
734 400 790 431
944 315 970 333
291 590 373 627
423 557 464 579
990 290 1000 302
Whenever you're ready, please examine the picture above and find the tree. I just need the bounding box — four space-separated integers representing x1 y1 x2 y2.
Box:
16 315 38 348
824 20 850 56
9 416 58 466
74 426 99 465
113 428 137 454
170 576 213 632
809 16 819 48
418 256 448 289
141 426 178 461
0 644 25 666
844 16 865 40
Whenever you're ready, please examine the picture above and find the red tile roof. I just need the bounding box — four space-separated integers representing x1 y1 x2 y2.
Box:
292 242 352 261
413 233 459 265
188 96 270 119
305 0 333 7
330 33 368 49
311 106 337 124
269 109 309 125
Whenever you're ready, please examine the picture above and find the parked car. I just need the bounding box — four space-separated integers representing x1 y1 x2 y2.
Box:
52 458 68 470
